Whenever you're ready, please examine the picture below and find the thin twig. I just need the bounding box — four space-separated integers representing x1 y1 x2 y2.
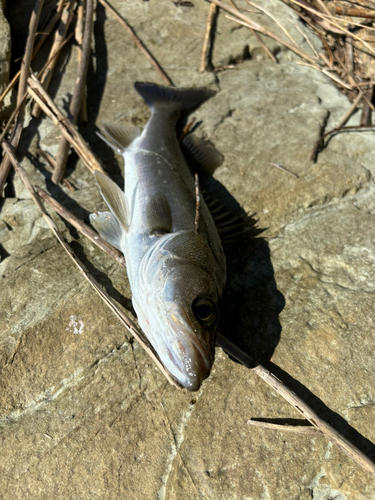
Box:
0 33 74 149
270 162 298 179
295 61 353 90
27 74 106 175
75 0 88 123
0 0 45 196
335 91 364 129
215 332 375 478
32 0 75 118
0 0 65 110
214 0 319 66
200 3 217 72
230 0 276 63
345 36 354 77
194 173 200 231
36 148 75 191
248 1 297 45
35 186 126 268
247 419 321 435
53 0 93 185
2 140 180 390
97 0 173 86
286 0 375 53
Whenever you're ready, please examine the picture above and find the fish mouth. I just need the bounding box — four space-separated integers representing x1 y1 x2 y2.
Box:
165 334 212 391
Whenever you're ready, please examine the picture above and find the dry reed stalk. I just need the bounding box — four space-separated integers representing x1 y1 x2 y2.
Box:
215 332 375 478
2 140 180 389
229 0 277 62
35 186 126 268
209 0 319 65
32 0 75 118
53 0 93 185
0 0 45 197
27 74 106 175
36 148 75 191
97 0 173 86
247 419 321 435
200 3 218 72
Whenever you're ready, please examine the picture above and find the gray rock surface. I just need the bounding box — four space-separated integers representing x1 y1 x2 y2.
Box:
1 0 375 499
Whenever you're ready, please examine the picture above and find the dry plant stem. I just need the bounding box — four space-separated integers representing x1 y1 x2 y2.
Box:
336 91 364 129
270 162 298 178
98 0 173 86
360 87 373 126
75 0 88 123
229 0 276 62
296 61 352 90
0 0 65 108
33 0 65 56
35 186 126 268
213 0 319 66
0 0 45 197
215 332 375 478
36 148 75 190
2 141 179 389
286 0 375 54
345 36 354 76
32 0 75 118
200 3 217 72
0 33 74 149
178 117 196 142
247 419 322 435
247 1 297 45
53 0 94 184
27 75 106 174
335 6 375 18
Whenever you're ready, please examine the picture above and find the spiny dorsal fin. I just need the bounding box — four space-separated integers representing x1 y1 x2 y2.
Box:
145 193 172 235
94 171 129 230
135 82 216 117
181 134 224 179
97 123 141 154
89 211 123 251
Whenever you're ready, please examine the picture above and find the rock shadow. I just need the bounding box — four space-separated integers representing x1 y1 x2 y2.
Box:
204 176 285 363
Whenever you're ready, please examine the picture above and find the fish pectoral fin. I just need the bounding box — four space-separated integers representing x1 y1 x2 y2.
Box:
97 123 141 154
94 171 129 231
146 193 172 235
181 134 223 179
89 211 123 251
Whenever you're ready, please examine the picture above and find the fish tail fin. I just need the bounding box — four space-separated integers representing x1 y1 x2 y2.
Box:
134 82 215 117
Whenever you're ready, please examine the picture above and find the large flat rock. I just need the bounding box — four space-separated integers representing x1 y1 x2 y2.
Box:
1 0 374 498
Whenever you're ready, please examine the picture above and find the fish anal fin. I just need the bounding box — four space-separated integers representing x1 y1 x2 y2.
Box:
98 123 141 154
146 193 172 236
89 211 123 251
94 171 129 231
181 134 223 179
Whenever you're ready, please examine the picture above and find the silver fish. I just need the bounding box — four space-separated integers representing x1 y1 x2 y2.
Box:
90 82 226 391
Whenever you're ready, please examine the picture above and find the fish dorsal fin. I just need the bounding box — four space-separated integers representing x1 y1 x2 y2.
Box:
94 171 129 230
97 123 141 154
89 211 123 251
145 193 172 235
181 134 224 179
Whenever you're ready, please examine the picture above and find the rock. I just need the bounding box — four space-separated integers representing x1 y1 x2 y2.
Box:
1 0 375 499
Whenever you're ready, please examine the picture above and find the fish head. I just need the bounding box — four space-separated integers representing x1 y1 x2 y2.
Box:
134 230 222 391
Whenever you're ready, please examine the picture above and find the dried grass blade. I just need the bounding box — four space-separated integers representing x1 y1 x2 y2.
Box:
215 332 375 478
200 2 217 72
27 74 106 175
0 0 45 197
53 0 94 184
98 0 173 86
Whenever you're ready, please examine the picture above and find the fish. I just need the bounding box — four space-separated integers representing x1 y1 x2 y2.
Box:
90 82 226 391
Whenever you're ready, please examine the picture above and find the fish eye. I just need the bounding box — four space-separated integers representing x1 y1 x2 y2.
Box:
192 297 219 327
